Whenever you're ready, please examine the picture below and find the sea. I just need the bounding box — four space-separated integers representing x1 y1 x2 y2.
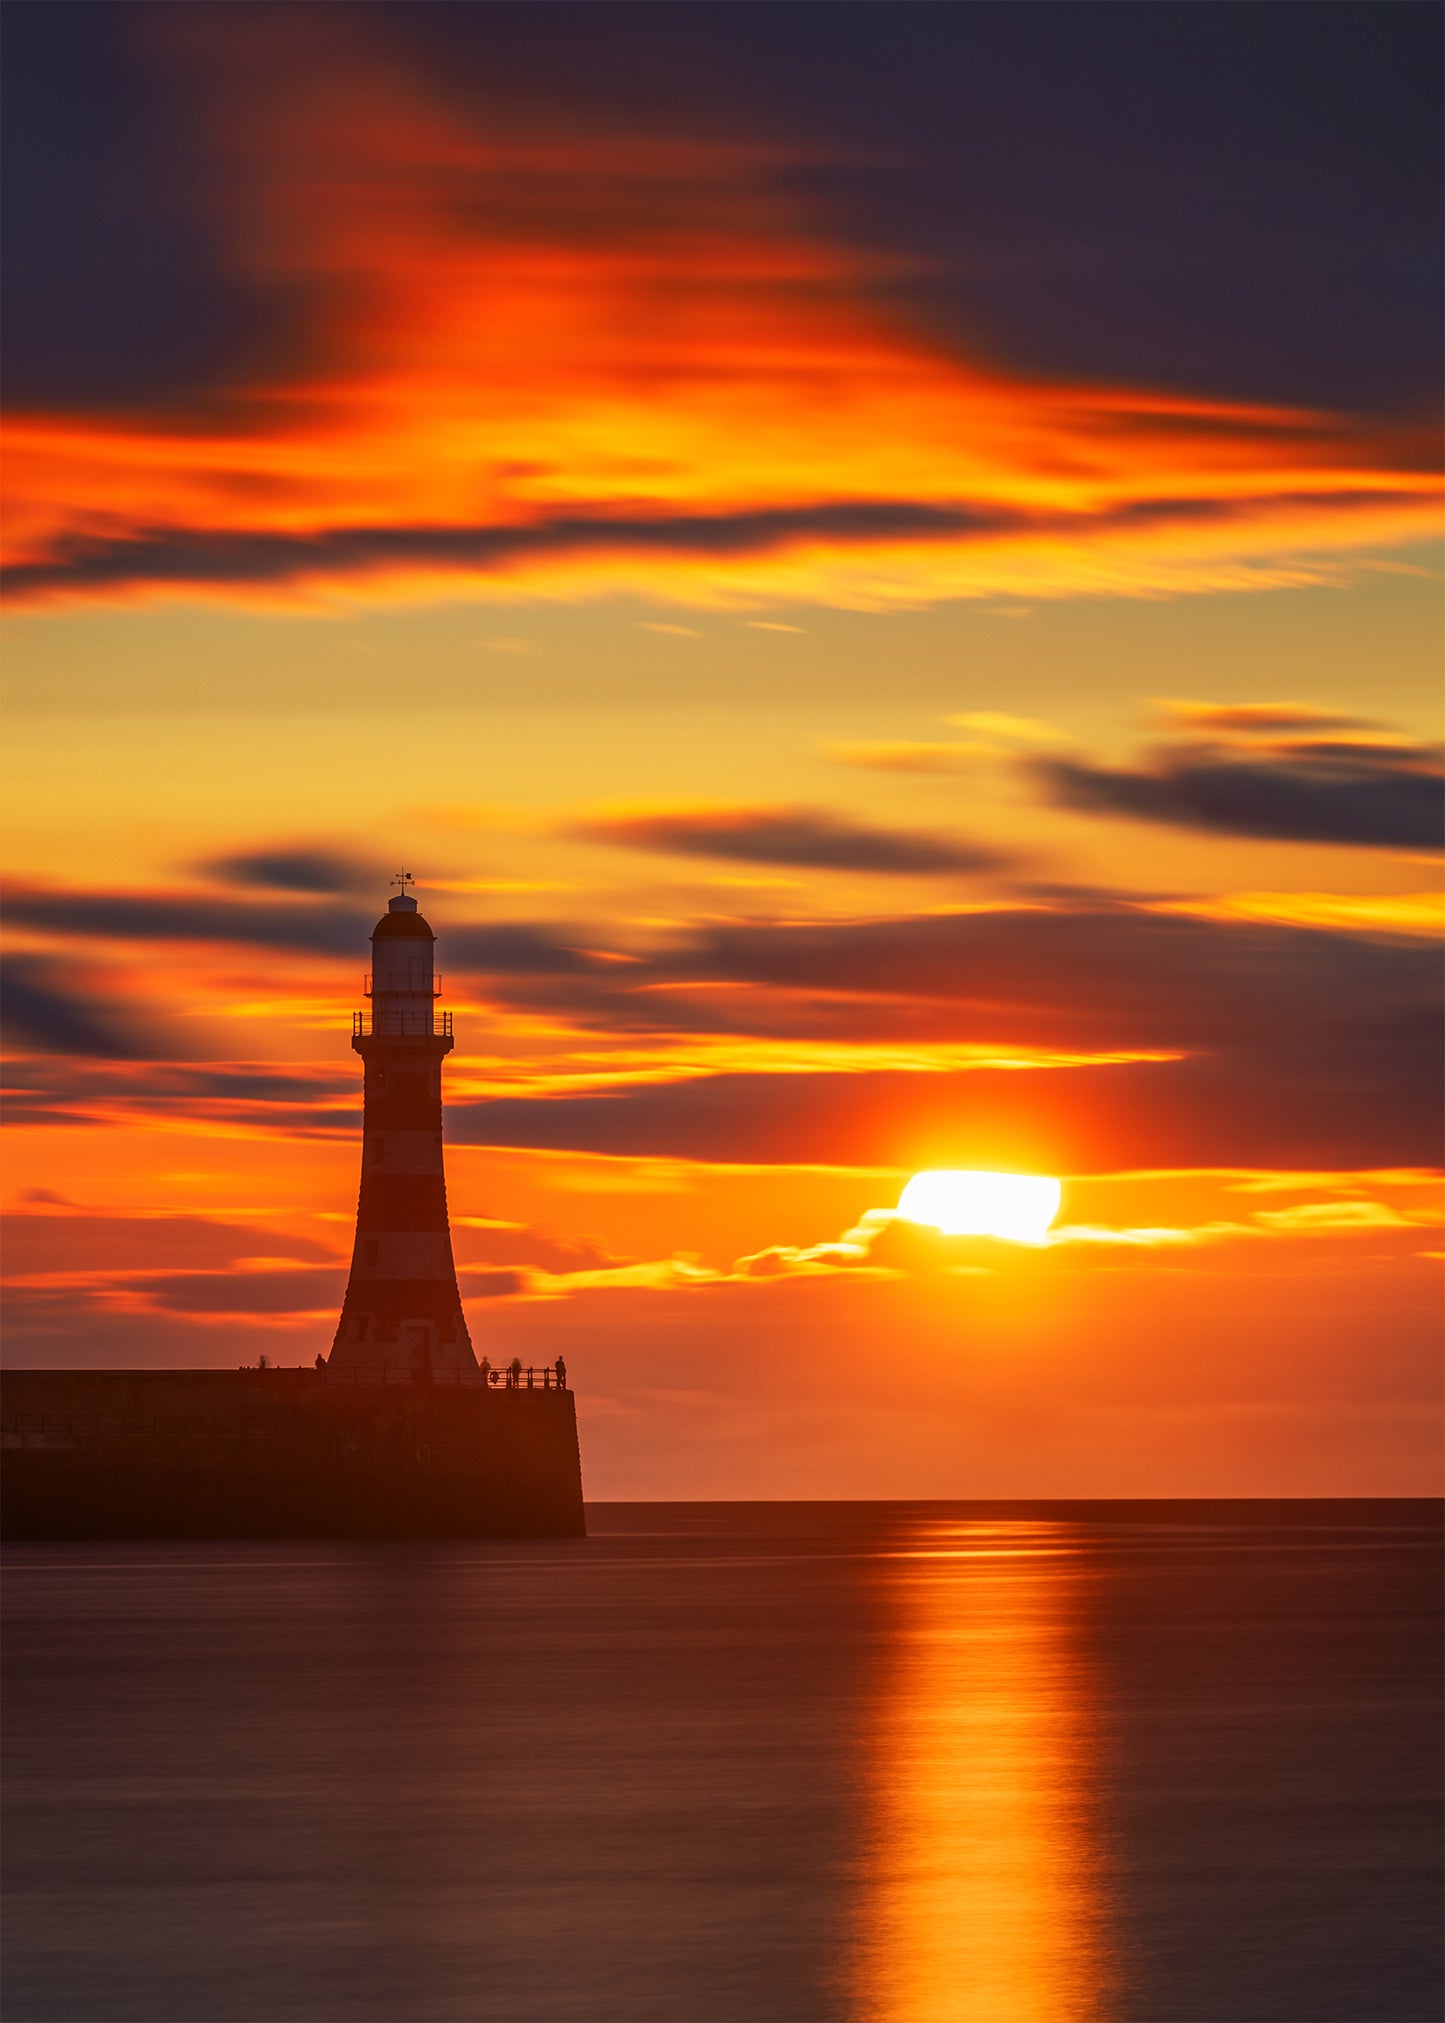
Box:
3 1501 1441 2023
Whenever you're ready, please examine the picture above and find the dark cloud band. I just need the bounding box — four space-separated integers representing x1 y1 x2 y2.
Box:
6 881 1438 1171
572 805 1004 874
0 502 991 603
1036 741 1443 850
4 489 1430 606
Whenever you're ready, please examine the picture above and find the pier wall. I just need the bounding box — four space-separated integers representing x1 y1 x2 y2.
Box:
0 1370 585 1540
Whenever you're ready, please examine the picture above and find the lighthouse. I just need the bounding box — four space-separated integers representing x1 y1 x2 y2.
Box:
3 876 586 1536
327 875 478 1383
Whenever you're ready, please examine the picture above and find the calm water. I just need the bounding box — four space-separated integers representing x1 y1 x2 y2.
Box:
3 1502 1440 2023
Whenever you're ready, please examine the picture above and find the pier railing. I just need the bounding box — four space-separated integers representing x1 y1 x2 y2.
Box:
299 1363 567 1390
2 1366 571 1441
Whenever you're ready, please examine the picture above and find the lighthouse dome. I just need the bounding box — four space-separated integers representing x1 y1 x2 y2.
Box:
372 907 434 940
373 891 434 940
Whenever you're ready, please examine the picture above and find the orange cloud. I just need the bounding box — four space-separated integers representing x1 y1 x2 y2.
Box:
5 865 1439 1182
568 803 1006 874
733 1176 1444 1284
2 12 1437 613
1144 891 1444 937
10 1170 1435 1333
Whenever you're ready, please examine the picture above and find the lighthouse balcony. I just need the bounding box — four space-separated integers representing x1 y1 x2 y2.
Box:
353 1009 454 1038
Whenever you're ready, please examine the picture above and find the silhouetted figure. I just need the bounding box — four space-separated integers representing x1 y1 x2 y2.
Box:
315 1354 326 1372
479 1357 491 1386
509 1356 523 1390
555 1356 567 1390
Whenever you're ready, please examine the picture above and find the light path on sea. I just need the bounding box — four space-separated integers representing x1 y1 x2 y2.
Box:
3 1501 1441 2022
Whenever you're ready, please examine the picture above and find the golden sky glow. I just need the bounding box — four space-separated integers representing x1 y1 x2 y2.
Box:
1 3 1440 1495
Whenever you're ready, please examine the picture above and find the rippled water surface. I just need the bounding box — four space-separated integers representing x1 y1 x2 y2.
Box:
4 1502 1441 2021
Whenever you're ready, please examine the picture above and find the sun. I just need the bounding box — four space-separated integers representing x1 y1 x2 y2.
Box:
897 1170 1062 1243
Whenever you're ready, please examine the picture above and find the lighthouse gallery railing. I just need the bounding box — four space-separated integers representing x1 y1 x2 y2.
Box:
353 1009 453 1037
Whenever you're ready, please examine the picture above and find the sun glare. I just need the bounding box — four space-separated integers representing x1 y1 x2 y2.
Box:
898 1170 1063 1244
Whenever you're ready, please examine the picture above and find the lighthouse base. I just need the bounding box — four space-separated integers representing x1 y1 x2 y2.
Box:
0 1371 585 1540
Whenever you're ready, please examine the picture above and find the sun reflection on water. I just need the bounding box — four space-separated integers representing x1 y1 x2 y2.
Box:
850 1522 1114 2023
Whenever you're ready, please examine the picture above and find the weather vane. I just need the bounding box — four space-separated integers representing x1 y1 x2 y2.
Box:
391 869 415 893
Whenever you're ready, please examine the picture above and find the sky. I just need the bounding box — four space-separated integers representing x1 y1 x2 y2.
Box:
2 1 1441 1497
